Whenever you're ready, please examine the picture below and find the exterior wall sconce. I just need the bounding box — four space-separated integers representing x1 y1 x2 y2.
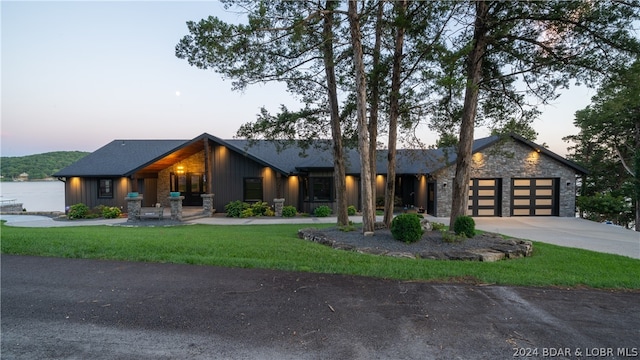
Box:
443 182 447 188
566 181 571 187
177 166 185 174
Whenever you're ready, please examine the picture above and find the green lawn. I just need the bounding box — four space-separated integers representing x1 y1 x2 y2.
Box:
1 222 639 289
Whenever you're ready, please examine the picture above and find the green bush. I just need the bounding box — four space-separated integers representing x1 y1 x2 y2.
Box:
431 222 447 231
453 215 476 238
101 206 122 219
313 205 332 217
390 214 423 243
225 200 250 218
282 205 297 217
240 208 254 218
347 205 357 216
68 203 89 219
250 201 270 216
264 208 275 217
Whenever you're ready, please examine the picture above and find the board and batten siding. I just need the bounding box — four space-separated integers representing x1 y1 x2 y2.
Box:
64 176 131 210
210 145 285 212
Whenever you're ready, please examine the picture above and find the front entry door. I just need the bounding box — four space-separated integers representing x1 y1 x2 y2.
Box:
173 172 204 206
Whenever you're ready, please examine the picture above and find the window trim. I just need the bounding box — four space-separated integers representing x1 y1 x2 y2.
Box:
243 177 263 203
303 176 334 202
98 178 114 199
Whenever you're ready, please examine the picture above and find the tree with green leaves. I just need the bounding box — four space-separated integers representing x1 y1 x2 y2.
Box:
441 1 640 226
565 61 640 230
175 0 353 226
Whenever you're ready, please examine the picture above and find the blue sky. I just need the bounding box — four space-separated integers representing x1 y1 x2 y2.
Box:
2 1 596 157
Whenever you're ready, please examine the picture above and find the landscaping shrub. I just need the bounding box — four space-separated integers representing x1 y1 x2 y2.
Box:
313 205 332 217
264 208 275 217
225 200 250 218
453 215 476 238
282 205 297 217
240 208 254 218
250 201 270 216
101 206 122 219
68 203 89 219
347 205 357 216
390 213 423 243
431 222 447 232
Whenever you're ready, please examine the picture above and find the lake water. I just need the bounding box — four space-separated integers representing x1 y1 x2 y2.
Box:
0 181 65 212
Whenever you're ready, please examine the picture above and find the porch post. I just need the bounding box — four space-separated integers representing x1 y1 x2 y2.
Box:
201 194 215 217
126 194 143 222
204 138 213 194
168 195 184 221
274 198 285 217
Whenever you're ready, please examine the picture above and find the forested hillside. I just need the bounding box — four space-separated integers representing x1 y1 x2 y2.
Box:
1 151 89 180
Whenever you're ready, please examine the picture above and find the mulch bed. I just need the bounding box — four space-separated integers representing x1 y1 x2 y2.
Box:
298 226 533 261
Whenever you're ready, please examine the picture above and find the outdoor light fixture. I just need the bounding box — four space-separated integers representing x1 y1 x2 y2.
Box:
443 182 447 188
567 181 571 187
177 166 185 174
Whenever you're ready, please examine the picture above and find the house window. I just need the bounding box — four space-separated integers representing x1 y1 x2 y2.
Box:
244 178 263 202
303 177 333 202
98 179 113 198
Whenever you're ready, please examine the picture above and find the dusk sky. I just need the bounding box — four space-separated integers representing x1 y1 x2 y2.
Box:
2 1 600 157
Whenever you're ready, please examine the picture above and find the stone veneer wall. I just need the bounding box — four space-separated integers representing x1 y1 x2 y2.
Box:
434 140 577 218
157 151 206 207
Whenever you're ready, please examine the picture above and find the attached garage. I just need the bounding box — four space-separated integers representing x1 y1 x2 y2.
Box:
511 178 559 216
431 134 588 218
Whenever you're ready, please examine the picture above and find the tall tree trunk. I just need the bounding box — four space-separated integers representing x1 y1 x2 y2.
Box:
383 0 407 228
349 0 375 233
369 0 384 221
634 118 640 231
322 2 349 226
449 0 489 226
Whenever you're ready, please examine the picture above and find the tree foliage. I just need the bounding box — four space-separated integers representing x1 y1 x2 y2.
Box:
565 61 640 230
442 0 640 225
1 151 89 180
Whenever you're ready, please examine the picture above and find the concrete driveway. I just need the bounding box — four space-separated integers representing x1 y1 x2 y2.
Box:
472 217 639 259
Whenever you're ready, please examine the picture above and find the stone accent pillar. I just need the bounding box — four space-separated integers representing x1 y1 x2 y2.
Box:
126 196 143 222
274 198 285 217
201 194 215 217
169 196 184 221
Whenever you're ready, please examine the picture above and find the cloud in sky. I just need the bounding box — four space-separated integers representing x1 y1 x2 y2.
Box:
1 1 591 157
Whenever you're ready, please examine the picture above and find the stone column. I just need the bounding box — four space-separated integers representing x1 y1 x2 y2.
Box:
274 198 285 217
126 196 143 222
169 196 184 221
201 194 215 217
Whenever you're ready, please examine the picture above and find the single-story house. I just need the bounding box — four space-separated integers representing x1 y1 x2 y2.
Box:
54 132 587 218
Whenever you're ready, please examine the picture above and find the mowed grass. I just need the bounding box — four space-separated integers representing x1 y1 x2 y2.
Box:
1 222 639 289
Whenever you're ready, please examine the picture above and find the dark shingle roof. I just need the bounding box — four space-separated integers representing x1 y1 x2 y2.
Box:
55 133 587 177
53 139 188 177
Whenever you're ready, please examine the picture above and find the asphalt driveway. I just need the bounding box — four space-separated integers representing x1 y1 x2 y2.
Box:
2 255 639 359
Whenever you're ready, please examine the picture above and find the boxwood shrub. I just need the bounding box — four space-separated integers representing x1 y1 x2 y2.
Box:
282 205 297 217
453 215 476 238
390 213 423 243
313 205 332 217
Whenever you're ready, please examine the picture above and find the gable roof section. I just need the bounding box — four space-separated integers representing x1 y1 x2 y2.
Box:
54 139 188 177
55 132 587 178
474 134 589 175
